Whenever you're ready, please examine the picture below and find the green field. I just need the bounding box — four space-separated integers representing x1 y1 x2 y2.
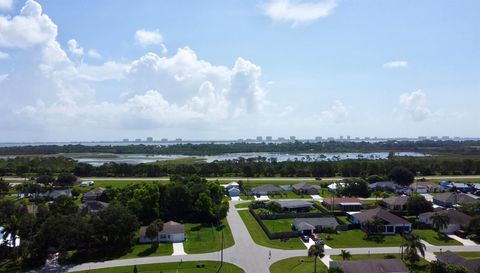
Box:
318 230 405 248
74 261 245 273
238 210 305 250
184 220 235 254
269 256 327 273
414 230 462 246
262 218 294 233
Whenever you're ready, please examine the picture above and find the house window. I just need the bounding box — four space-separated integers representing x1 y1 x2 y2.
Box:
386 226 394 232
160 234 166 239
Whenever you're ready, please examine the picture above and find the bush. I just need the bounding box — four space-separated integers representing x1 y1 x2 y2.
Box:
384 254 396 259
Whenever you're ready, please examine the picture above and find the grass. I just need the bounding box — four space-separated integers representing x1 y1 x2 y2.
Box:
318 230 405 248
74 261 245 273
434 251 480 259
262 218 294 233
235 202 251 209
238 210 305 250
330 253 429 272
414 229 462 246
184 220 235 254
269 256 327 273
0 259 22 273
269 192 311 199
117 243 173 259
336 216 350 224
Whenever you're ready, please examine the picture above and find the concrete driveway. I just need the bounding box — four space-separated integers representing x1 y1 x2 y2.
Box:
172 242 186 256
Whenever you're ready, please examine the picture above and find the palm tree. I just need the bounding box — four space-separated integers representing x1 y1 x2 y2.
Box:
401 233 426 270
340 249 351 260
431 213 449 233
308 243 325 273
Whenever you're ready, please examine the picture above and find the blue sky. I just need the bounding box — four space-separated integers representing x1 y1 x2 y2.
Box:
0 0 479 141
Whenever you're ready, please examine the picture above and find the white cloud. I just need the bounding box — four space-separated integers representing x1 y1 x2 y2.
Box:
262 0 338 27
383 60 408 69
0 0 13 11
67 39 84 56
398 89 431 121
87 49 101 59
0 74 7 83
319 100 349 122
135 29 163 46
0 50 9 59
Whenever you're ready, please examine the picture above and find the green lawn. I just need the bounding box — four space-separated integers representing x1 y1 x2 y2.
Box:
117 243 173 259
414 229 462 246
336 216 350 224
238 210 305 250
269 256 327 273
184 220 235 254
318 230 405 248
434 251 480 259
262 218 294 233
330 253 429 272
74 261 245 273
269 192 310 199
235 202 251 209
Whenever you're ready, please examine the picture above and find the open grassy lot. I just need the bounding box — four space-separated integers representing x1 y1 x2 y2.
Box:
330 253 429 272
318 230 404 248
269 256 327 273
434 251 480 259
262 218 294 233
238 210 305 250
75 261 245 273
234 202 251 209
184 220 235 254
414 229 462 246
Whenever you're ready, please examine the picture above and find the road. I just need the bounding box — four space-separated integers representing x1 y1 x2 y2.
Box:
65 200 480 273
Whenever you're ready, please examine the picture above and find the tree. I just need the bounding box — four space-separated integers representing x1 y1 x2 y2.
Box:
36 175 54 185
406 195 433 215
0 179 9 196
55 173 78 187
92 203 139 248
133 265 138 273
388 166 414 186
49 195 78 215
402 233 426 269
145 222 159 243
195 192 214 222
338 178 369 197
327 268 344 273
308 243 324 273
363 216 384 238
340 249 351 260
467 216 480 238
431 213 449 233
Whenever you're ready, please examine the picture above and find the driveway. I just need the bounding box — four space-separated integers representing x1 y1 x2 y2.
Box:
448 235 478 246
254 195 270 201
172 242 186 256
231 196 241 201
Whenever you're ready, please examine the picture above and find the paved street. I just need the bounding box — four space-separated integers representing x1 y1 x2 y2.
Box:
62 200 480 273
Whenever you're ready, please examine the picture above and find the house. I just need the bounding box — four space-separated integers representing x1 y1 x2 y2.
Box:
272 200 314 212
293 217 339 235
42 189 72 199
79 201 109 213
327 182 345 193
368 181 398 192
83 187 105 202
80 180 95 187
225 181 239 191
251 184 284 196
437 251 480 273
380 196 409 211
332 259 408 273
323 197 362 211
350 207 411 234
442 182 471 192
292 182 318 195
0 226 20 247
228 187 240 197
139 221 186 243
419 209 472 234
409 182 443 193
433 192 479 208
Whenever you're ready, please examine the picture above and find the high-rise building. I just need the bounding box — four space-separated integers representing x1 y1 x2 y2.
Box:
315 136 322 141
146 137 153 142
256 136 263 141
135 138 141 142
278 137 285 141
161 138 168 142
175 138 182 142
122 138 129 142
265 136 273 141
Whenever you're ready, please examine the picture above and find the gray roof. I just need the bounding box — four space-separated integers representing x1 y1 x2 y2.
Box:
293 217 339 229
382 196 409 206
79 201 108 212
338 259 408 273
83 187 105 199
437 251 480 273
368 181 397 189
352 207 410 225
43 189 71 199
251 184 284 194
292 182 316 191
419 209 472 225
434 192 479 205
139 220 185 237
273 200 313 209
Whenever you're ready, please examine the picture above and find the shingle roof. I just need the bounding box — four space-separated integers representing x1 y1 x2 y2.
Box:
368 181 397 189
352 207 410 225
273 200 313 209
80 201 108 212
160 221 185 235
437 251 480 273
83 187 105 198
292 182 315 191
251 184 284 194
293 217 338 229
382 196 409 206
419 209 472 225
323 197 362 205
409 182 441 190
434 192 479 205
338 259 408 273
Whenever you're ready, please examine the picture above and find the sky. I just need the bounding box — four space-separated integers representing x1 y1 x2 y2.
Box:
0 0 479 142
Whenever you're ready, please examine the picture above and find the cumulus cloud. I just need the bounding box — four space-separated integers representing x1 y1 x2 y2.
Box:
67 39 84 56
0 50 8 59
134 29 167 53
87 49 101 59
262 0 338 27
398 90 431 121
383 60 408 69
319 100 349 123
0 0 13 11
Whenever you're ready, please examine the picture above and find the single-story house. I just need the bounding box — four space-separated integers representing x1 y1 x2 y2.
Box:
350 207 411 234
272 200 314 212
332 259 408 273
327 182 345 193
79 201 109 213
437 251 480 273
433 192 479 208
409 182 443 194
323 197 362 211
41 189 72 199
225 181 239 191
368 181 398 192
442 182 471 193
251 184 284 196
83 187 105 202
228 187 240 197
419 209 472 234
80 180 95 187
292 182 318 195
380 195 409 211
139 221 186 243
293 217 339 235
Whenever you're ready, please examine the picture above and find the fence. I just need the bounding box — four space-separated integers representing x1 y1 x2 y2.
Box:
249 208 301 239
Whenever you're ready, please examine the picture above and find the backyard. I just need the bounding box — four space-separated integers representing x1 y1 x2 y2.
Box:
318 230 405 248
74 261 245 273
414 229 462 246
269 256 327 273
262 218 294 233
184 220 235 254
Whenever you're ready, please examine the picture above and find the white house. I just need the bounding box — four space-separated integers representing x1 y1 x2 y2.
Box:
327 182 345 193
80 181 95 187
139 221 186 243
419 209 472 234
225 182 239 191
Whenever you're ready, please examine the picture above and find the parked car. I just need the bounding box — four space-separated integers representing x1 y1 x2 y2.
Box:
315 238 325 245
454 230 467 238
301 235 310 242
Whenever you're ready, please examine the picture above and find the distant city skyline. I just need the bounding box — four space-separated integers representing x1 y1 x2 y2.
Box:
0 0 479 142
